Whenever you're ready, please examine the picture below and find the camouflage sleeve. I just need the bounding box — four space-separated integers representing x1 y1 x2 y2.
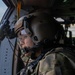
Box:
38 53 56 75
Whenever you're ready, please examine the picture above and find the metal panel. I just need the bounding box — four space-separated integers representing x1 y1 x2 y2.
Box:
0 38 16 75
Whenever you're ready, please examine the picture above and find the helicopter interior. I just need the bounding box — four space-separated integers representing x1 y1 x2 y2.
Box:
2 0 75 43
0 0 75 75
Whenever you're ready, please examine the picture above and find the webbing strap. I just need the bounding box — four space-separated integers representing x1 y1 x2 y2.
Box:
17 0 21 20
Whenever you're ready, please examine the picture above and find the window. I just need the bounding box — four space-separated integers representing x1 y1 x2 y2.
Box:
0 0 7 21
67 25 75 37
56 17 75 38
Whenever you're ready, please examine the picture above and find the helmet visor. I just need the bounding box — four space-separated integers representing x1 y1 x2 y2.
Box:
20 29 27 35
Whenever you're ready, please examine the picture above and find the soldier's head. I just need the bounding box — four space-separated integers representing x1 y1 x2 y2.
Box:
14 10 65 57
14 16 34 57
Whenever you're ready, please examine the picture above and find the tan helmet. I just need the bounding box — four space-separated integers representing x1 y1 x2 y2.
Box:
14 14 32 35
14 9 51 34
14 16 25 34
31 14 61 43
14 10 64 44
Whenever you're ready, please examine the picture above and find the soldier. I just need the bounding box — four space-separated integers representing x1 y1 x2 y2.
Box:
14 10 75 75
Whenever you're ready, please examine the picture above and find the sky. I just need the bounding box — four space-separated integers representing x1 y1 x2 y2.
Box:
0 0 7 20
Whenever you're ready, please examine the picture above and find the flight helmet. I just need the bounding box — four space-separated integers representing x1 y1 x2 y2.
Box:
14 11 64 44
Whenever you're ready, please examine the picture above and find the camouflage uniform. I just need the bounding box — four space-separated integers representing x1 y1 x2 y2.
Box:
20 47 75 75
31 47 75 75
20 50 34 75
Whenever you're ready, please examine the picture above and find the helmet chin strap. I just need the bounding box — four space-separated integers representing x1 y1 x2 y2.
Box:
20 46 40 59
21 39 53 54
21 44 41 54
18 39 55 59
21 47 30 54
18 42 43 59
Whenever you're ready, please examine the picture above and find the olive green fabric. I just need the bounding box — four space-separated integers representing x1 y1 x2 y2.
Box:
20 47 75 75
31 47 75 75
20 49 34 66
